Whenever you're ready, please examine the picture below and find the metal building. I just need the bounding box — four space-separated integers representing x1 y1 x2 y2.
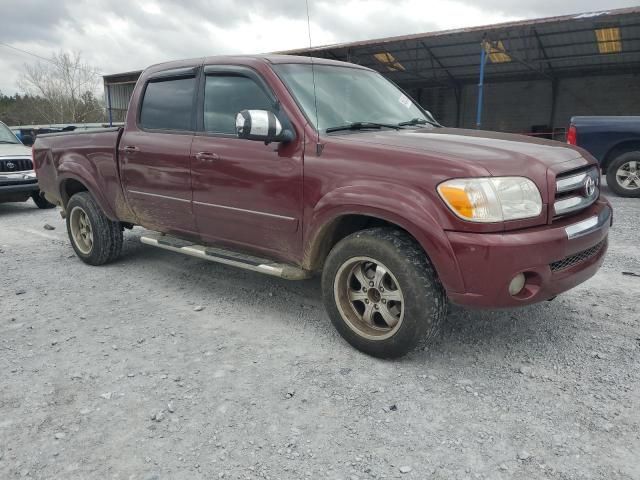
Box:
103 70 142 124
104 7 640 137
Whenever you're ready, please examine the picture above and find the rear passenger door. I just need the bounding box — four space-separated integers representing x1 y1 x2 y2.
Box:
190 65 304 263
120 68 198 236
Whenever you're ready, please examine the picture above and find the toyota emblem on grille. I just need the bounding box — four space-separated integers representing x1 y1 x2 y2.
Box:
6 162 16 170
584 176 596 197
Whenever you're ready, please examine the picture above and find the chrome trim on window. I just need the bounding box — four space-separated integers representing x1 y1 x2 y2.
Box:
565 205 611 239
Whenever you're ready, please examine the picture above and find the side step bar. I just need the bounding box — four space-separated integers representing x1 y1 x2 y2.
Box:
140 233 311 280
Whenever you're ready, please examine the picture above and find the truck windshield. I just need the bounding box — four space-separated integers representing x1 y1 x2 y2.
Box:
273 63 435 133
0 123 20 144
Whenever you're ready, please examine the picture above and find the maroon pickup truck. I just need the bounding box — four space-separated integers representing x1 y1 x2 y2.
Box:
34 55 612 358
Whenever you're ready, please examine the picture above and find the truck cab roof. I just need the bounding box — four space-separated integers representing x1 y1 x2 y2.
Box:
143 54 370 76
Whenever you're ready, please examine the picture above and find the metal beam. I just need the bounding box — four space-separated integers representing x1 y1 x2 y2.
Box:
354 43 452 87
302 21 640 57
356 47 640 76
476 43 487 129
532 27 554 76
106 84 113 127
420 41 459 86
549 78 559 128
393 60 640 89
485 37 552 80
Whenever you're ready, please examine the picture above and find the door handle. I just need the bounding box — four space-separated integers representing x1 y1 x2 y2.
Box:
194 152 219 162
123 145 139 154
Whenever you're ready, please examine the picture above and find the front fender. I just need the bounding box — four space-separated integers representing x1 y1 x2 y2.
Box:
305 183 465 294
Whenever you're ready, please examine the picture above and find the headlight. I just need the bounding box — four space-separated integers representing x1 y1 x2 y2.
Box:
437 177 542 223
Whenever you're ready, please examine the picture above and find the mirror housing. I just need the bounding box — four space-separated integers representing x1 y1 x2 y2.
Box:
235 110 294 144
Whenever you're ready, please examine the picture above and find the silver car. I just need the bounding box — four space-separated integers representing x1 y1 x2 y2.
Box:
0 121 54 208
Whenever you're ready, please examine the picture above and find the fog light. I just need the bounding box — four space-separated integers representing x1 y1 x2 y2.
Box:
508 273 526 296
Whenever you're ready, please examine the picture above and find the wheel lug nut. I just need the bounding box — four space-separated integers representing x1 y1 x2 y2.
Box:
362 287 367 292
365 299 369 304
374 304 379 309
380 287 384 292
369 281 374 287
382 299 387 304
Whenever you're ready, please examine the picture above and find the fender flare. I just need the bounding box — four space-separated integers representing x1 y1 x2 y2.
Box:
602 138 640 171
304 184 465 293
57 165 119 220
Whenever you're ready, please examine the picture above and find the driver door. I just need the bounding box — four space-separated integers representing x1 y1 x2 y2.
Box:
190 66 304 263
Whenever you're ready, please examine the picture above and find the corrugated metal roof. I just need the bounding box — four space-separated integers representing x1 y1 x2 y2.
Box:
278 7 640 86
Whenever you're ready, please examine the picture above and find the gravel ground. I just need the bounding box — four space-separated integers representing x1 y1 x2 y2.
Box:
1 183 639 480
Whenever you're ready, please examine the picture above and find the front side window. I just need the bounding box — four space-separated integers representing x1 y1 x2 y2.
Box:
204 75 273 134
0 123 20 144
140 77 195 130
273 63 431 132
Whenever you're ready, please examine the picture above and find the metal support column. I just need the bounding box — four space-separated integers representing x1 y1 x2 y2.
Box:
549 78 558 136
476 43 487 129
107 84 113 127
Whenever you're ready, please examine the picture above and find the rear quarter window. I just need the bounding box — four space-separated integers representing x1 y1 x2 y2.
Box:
140 77 196 131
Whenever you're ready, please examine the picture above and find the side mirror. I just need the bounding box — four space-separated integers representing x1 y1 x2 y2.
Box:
235 110 294 144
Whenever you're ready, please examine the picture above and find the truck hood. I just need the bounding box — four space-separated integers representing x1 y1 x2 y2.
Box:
0 143 31 158
333 127 590 176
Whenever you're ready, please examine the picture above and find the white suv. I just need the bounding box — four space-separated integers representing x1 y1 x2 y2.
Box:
0 121 54 208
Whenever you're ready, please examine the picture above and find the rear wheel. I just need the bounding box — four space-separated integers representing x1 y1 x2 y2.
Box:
66 192 123 265
606 152 640 197
322 227 447 358
31 191 56 209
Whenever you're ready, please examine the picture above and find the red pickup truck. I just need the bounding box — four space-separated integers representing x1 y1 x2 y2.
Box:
34 55 612 358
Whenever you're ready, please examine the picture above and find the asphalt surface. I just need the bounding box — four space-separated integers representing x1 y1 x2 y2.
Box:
1 183 639 480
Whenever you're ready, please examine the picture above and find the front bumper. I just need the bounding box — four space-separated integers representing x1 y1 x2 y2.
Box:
446 199 611 308
0 171 39 195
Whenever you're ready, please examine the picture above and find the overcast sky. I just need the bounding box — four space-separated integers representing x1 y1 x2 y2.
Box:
0 0 638 95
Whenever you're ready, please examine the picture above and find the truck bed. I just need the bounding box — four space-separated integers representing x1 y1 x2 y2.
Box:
33 128 135 222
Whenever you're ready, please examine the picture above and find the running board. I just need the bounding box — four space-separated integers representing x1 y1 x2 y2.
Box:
140 233 311 280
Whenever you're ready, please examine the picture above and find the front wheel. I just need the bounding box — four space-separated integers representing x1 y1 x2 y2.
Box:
321 228 447 358
66 192 123 265
606 152 640 197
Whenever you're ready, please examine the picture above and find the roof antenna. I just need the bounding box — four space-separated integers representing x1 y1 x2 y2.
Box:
305 0 322 155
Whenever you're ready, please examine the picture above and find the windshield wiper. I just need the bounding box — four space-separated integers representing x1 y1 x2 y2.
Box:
397 117 439 127
325 122 400 133
0 140 19 144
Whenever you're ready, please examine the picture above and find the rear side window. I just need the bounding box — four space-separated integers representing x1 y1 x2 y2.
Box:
204 75 273 134
140 77 195 130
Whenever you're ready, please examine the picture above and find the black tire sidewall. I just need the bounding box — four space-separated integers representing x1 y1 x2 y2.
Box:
606 152 640 198
65 192 122 265
322 228 446 358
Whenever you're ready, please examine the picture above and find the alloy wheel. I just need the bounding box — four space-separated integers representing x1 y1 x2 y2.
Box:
334 256 405 341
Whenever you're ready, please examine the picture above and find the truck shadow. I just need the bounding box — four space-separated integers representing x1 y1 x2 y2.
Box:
118 229 572 364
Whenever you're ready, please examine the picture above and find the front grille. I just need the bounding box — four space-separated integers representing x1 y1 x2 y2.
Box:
553 166 600 218
550 239 606 272
0 158 33 173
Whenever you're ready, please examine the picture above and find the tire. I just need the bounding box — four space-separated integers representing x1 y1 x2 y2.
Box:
31 191 56 209
606 152 640 197
321 227 447 358
66 192 123 265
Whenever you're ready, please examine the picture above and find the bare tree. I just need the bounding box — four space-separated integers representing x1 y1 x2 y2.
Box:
18 51 104 124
